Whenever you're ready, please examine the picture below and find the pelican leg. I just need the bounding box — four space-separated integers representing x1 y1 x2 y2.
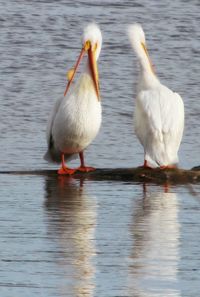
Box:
58 153 76 175
143 159 152 169
77 151 96 172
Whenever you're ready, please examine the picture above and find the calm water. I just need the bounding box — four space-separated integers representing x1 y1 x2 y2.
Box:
0 0 200 296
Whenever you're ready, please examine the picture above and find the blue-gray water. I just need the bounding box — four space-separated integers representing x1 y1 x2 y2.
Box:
0 0 200 296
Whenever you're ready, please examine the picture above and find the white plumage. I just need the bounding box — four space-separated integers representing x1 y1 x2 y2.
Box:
44 23 102 174
128 24 184 168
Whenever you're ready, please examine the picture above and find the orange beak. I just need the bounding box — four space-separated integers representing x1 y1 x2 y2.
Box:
64 41 100 100
88 46 100 100
64 47 85 96
141 42 155 74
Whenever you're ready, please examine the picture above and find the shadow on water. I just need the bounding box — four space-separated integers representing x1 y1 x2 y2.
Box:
129 184 181 297
44 176 97 297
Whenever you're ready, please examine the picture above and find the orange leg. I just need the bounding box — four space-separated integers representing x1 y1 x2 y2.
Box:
76 151 96 172
58 153 76 175
143 159 153 169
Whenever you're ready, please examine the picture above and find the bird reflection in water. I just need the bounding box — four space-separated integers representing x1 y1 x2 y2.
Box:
44 176 97 297
129 184 181 297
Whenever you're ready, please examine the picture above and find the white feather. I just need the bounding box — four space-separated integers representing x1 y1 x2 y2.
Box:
44 23 102 164
128 23 184 167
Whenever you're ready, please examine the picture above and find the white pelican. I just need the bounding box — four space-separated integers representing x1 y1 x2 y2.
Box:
128 24 184 168
44 23 102 174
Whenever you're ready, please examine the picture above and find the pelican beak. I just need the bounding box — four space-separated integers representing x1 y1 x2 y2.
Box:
64 47 85 96
141 42 155 74
64 40 100 100
85 41 100 101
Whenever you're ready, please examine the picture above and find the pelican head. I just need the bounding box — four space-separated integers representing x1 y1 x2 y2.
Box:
82 23 102 61
128 23 146 48
128 23 155 74
65 23 102 100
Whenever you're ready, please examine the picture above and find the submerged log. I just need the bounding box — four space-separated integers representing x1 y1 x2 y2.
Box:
1 166 200 184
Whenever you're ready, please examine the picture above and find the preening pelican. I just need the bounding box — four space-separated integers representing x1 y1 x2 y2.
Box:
128 24 184 168
44 23 102 174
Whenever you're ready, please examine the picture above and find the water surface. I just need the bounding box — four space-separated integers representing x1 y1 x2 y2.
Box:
0 0 200 169
0 1 200 296
1 175 200 296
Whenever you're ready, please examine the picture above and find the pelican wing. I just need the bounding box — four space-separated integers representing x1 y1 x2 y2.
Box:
135 86 184 155
46 96 63 148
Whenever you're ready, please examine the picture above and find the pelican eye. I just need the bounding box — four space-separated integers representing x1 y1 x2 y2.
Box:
84 40 91 51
